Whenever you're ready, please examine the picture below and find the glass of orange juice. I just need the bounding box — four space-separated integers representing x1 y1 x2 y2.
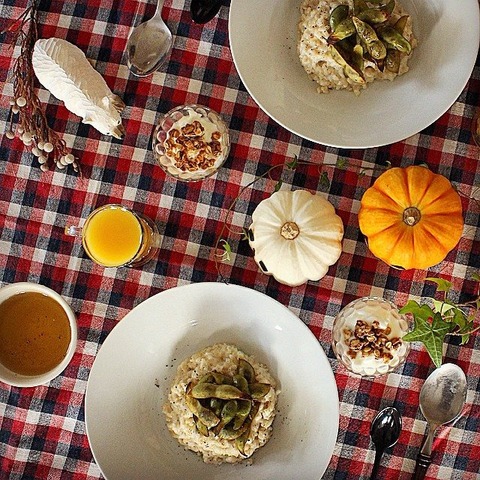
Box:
65 204 160 267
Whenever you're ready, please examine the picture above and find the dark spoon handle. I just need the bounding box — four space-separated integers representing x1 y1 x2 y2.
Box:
190 0 223 24
370 449 383 479
413 452 432 480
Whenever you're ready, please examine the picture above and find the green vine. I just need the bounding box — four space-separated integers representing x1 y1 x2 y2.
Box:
213 155 390 282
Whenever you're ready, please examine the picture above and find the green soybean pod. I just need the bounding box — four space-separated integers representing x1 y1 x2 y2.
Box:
329 4 350 31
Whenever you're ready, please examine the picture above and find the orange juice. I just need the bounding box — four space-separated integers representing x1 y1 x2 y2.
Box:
83 205 142 267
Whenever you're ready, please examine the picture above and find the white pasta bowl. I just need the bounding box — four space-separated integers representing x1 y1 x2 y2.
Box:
85 283 339 480
229 0 480 148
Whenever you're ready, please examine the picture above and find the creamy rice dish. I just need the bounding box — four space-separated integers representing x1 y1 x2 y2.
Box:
298 0 417 94
163 343 278 464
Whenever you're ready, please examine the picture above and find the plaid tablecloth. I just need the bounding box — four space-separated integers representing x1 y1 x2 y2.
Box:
1 0 479 479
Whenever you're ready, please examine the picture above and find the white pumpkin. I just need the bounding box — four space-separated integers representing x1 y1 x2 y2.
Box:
249 190 344 287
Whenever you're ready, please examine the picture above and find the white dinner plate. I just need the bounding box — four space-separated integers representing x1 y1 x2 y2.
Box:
85 282 339 480
229 0 480 148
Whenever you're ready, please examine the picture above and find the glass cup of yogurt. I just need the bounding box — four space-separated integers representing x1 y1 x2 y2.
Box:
332 297 410 377
152 104 230 181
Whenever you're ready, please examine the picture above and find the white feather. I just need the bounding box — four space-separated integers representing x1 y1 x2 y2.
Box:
32 38 125 139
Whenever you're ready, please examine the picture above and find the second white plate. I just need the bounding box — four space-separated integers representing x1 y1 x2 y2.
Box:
229 0 480 148
85 282 339 480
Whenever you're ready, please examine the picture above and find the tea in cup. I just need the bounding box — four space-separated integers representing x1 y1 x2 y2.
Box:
0 282 77 387
65 204 160 267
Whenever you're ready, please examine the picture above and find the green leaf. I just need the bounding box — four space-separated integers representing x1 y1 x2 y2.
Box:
450 307 470 345
319 171 330 190
452 307 468 329
240 228 250 241
425 277 452 293
471 272 480 282
403 312 455 367
336 157 348 169
457 320 474 345
432 300 455 315
220 239 232 263
285 155 299 170
274 180 283 192
399 300 434 322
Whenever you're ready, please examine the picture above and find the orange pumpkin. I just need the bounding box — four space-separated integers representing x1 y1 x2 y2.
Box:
358 165 464 270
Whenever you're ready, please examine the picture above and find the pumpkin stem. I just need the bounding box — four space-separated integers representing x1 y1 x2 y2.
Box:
403 207 421 226
280 222 300 240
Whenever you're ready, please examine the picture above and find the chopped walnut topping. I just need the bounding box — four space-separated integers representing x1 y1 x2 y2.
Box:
344 319 402 364
163 120 223 172
181 120 204 137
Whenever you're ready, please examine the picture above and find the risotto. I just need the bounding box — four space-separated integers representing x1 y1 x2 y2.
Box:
163 343 278 464
298 0 417 94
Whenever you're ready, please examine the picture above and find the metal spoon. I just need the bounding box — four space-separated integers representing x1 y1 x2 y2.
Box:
190 0 223 24
126 0 173 77
370 406 402 479
413 363 467 480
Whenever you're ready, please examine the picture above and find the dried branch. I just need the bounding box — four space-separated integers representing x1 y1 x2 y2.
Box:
2 1 81 174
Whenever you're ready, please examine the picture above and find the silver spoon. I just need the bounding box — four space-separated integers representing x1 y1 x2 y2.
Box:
370 406 402 479
413 363 467 480
126 0 173 77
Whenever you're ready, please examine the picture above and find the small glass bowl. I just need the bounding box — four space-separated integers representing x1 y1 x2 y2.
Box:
332 297 410 377
152 104 230 182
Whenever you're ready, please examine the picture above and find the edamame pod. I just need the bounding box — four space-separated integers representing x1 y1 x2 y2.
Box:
191 382 250 400
185 395 220 428
377 25 412 54
385 49 401 73
357 8 390 24
233 374 250 394
194 415 209 436
249 383 272 399
352 17 387 59
233 400 252 430
329 44 366 84
329 4 350 31
328 17 356 43
393 15 409 34
353 0 369 15
211 372 234 385
238 359 255 383
213 400 238 434
352 44 365 74
218 422 249 440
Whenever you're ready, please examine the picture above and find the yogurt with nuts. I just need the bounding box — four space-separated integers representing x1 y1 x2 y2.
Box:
154 107 229 181
332 297 410 377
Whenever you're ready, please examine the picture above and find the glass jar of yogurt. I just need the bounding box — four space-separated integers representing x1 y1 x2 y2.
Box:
152 104 230 182
332 297 410 377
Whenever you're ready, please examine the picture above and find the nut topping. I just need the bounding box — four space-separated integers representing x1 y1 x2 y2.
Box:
345 319 402 364
164 120 223 172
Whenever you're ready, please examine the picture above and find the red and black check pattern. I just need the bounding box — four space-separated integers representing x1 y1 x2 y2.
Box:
1 0 480 478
